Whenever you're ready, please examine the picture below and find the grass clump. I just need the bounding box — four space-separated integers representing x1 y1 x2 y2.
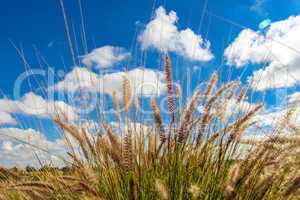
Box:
1 55 300 200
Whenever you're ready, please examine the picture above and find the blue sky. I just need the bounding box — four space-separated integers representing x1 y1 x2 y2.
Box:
0 0 300 167
0 0 299 93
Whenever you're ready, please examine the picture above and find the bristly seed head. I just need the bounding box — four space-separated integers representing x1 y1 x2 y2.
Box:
164 54 176 121
123 75 132 114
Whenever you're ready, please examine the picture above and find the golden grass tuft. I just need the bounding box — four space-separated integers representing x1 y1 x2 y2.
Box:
2 55 300 200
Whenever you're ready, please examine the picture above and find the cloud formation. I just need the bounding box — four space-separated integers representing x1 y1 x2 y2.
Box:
0 112 17 125
52 67 166 97
100 68 166 97
0 128 67 168
0 92 79 122
50 67 98 93
224 16 300 91
82 46 130 69
139 6 213 62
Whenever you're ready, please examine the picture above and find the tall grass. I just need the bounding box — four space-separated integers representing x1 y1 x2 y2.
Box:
1 55 300 200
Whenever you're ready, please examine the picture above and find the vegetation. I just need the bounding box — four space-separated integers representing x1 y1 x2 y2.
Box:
1 55 300 200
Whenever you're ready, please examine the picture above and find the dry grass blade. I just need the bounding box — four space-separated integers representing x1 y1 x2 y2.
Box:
23 190 47 200
81 127 94 155
79 181 100 197
123 75 132 114
204 71 218 100
224 163 240 200
151 98 166 143
206 81 237 111
231 103 264 140
175 83 182 101
196 81 238 145
96 135 121 165
0 167 18 180
11 181 55 191
237 86 247 102
55 119 91 161
103 124 121 149
178 89 201 143
134 95 139 112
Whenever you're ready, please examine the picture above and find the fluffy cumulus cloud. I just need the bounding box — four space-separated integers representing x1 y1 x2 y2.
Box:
82 46 130 69
100 68 166 97
139 6 213 62
0 128 68 168
50 67 98 93
0 92 79 122
224 16 300 91
52 67 166 97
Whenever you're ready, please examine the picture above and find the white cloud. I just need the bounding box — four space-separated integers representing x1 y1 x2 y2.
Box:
224 29 268 67
139 6 213 62
0 112 17 125
50 67 98 93
82 46 130 69
100 68 166 97
52 67 166 97
224 16 300 91
0 92 79 122
0 128 68 168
